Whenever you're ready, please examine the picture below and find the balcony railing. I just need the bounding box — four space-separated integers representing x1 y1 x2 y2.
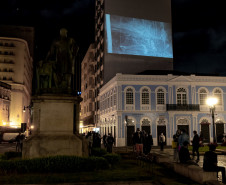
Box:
166 104 200 111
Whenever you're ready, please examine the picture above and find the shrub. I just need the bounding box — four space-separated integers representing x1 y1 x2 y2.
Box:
103 153 121 166
0 155 109 175
91 147 107 157
2 152 22 160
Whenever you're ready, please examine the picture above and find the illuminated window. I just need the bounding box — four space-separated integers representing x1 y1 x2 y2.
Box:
177 88 187 105
157 88 165 105
141 88 149 105
213 88 223 105
126 88 134 105
199 88 208 105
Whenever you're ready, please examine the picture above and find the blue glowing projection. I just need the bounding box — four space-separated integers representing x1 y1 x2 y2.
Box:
106 14 173 58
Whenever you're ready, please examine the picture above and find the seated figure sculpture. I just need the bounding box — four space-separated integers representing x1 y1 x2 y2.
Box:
36 28 79 93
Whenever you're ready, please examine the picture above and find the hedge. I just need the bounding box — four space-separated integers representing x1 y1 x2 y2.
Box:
2 152 22 160
91 147 107 157
103 153 121 166
0 155 109 175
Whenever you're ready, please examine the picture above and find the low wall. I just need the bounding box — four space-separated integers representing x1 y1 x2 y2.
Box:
174 163 217 184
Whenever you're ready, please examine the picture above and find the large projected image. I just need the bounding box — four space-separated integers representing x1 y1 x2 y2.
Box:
106 14 173 58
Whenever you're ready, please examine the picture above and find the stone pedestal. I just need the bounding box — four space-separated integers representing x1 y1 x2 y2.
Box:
22 95 88 159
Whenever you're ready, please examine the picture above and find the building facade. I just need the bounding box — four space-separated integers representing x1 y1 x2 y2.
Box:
94 0 173 124
80 44 96 133
98 73 226 146
0 37 33 128
0 81 11 126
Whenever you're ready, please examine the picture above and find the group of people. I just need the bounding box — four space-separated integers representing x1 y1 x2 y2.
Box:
172 129 199 163
85 131 115 154
103 133 115 153
132 128 153 155
173 129 225 183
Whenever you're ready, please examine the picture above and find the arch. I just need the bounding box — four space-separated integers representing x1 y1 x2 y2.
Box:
199 117 211 124
140 116 152 135
215 117 225 124
156 116 168 125
125 115 136 126
176 117 190 136
140 116 152 126
176 117 190 125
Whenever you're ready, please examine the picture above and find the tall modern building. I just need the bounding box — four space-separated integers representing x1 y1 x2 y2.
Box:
80 44 96 133
94 0 173 123
0 26 34 129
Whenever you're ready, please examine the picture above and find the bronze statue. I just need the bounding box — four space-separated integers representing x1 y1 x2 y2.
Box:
36 28 79 93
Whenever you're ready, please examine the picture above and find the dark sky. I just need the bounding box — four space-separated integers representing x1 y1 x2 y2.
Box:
1 0 226 76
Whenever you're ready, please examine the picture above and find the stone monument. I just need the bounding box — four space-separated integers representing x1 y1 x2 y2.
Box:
23 29 88 158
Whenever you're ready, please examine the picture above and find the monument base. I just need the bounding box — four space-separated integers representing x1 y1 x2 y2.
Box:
22 133 88 158
22 94 88 159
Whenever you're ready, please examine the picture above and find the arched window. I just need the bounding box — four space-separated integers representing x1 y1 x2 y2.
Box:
126 88 134 105
199 88 208 105
213 88 223 105
141 88 149 105
177 88 187 105
157 88 165 105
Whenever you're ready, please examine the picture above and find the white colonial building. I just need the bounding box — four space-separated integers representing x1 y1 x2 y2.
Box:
98 73 226 146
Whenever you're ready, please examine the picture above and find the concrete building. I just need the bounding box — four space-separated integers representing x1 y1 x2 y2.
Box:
80 44 96 133
0 81 11 126
94 0 173 124
0 36 33 129
98 73 226 146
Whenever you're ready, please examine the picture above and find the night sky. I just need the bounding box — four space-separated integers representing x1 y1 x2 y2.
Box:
1 0 226 76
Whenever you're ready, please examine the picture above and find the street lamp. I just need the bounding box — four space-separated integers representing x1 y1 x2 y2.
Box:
206 97 218 143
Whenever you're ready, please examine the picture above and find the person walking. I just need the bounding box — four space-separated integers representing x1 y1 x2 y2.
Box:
103 134 107 148
159 133 165 151
203 144 226 183
106 133 114 153
173 129 180 162
191 130 200 162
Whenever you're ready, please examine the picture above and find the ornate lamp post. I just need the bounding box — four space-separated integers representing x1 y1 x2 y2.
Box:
206 97 218 143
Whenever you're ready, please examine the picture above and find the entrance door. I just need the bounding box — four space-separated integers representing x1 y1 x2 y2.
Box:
216 123 224 143
127 126 135 146
201 124 210 143
157 126 166 146
177 125 189 136
142 126 150 135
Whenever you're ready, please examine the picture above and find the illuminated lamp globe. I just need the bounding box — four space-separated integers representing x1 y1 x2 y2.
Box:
206 97 218 107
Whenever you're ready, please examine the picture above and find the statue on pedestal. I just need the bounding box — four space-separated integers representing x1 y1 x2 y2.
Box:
36 28 79 93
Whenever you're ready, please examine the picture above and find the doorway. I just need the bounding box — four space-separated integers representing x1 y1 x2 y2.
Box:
127 125 135 146
142 125 150 135
201 124 210 143
216 123 224 143
177 125 189 136
157 125 166 146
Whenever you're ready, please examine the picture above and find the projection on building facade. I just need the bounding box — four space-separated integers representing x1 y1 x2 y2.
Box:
105 14 173 58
